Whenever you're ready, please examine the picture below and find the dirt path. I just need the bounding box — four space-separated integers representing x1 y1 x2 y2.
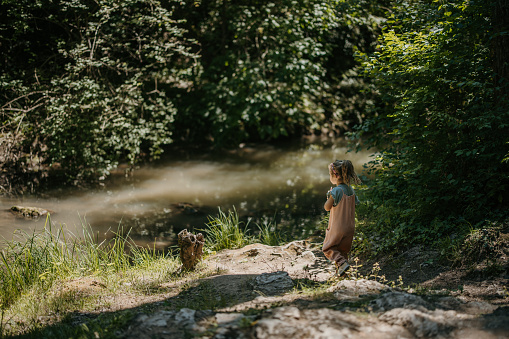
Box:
117 240 509 339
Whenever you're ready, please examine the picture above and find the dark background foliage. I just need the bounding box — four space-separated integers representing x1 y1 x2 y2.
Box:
354 0 509 253
0 0 380 181
0 0 198 184
1 0 507 252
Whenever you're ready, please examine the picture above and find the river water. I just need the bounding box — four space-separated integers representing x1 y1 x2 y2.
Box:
0 137 374 250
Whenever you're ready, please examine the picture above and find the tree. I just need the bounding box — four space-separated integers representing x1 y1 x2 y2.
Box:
1 0 386 189
173 0 382 145
356 0 509 250
0 0 198 183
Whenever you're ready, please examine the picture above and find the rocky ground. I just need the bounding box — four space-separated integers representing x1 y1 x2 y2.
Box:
94 238 509 339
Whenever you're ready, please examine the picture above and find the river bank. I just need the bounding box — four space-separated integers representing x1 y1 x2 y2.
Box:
0 138 374 251
2 226 508 338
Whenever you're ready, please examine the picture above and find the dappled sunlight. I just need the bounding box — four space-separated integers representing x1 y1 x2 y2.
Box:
0 140 374 248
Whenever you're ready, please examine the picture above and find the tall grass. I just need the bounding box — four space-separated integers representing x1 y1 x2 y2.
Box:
0 214 165 310
203 207 253 251
256 219 284 246
203 207 284 251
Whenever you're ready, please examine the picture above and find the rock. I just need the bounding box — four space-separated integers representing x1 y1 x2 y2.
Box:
10 206 52 219
255 318 303 339
177 229 204 270
298 250 316 261
255 307 364 339
282 240 308 256
124 310 186 339
215 313 247 328
144 312 171 327
175 308 196 328
435 296 464 310
482 306 509 331
329 278 390 301
459 301 498 315
272 306 300 320
251 271 294 296
371 291 431 312
379 308 472 338
176 202 200 214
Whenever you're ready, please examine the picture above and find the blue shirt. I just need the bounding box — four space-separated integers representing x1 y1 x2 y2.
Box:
328 184 360 207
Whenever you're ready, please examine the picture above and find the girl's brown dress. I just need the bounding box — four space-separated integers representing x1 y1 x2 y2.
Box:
322 191 356 266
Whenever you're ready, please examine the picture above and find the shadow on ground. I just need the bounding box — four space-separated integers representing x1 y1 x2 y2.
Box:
12 241 509 339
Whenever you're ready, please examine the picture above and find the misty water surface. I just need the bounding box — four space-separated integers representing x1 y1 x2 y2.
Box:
0 138 375 250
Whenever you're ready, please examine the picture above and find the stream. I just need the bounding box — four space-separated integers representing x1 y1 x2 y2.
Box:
0 137 374 251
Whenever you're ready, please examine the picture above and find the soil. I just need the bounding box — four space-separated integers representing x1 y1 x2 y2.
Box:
51 229 509 339
13 223 503 339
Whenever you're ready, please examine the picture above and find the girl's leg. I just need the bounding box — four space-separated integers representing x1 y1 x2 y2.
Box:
323 232 353 265
337 232 354 262
323 245 347 266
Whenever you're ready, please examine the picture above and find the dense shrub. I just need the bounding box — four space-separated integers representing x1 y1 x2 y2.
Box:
0 0 198 181
354 0 509 252
173 0 382 144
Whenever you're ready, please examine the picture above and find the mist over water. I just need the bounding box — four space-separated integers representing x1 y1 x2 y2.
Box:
0 138 374 250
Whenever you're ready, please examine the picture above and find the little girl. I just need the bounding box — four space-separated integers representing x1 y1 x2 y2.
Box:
323 160 360 275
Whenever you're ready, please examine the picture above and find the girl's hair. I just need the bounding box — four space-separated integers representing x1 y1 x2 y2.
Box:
330 160 361 185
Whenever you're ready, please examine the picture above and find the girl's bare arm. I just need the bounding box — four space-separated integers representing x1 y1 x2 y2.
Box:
324 196 334 211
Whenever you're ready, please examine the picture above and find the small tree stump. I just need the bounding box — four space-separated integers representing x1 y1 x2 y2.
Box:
177 229 205 270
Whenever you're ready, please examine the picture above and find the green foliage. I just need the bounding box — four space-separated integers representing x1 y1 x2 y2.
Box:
175 0 382 144
203 207 253 251
0 0 198 180
0 215 167 310
1 0 386 184
354 0 509 252
256 219 284 246
203 207 286 251
456 224 504 266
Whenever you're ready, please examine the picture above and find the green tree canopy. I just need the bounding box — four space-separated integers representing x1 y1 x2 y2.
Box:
1 0 198 181
174 0 382 145
0 0 384 186
356 0 509 251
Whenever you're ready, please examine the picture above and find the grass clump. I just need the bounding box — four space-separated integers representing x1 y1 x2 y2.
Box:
0 214 178 337
256 218 284 246
204 207 252 251
203 207 285 252
0 215 165 308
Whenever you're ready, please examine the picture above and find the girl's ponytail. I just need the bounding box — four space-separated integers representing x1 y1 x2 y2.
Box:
332 159 361 185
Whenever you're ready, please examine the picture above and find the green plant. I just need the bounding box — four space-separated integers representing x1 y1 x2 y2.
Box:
0 0 199 181
202 207 253 251
256 219 284 246
353 0 509 253
456 224 504 267
173 0 382 145
0 214 167 311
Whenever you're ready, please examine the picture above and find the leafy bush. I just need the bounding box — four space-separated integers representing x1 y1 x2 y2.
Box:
0 0 198 180
456 225 504 267
354 0 509 252
1 0 385 185
174 0 382 144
